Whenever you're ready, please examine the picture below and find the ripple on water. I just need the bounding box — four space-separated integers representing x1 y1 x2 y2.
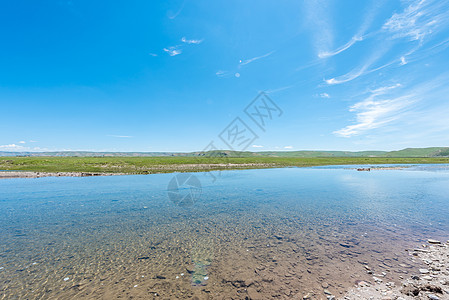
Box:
0 166 449 298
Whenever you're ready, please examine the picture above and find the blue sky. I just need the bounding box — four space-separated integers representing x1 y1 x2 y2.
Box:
1 0 449 152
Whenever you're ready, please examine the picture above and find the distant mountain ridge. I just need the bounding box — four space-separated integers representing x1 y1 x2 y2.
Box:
1 147 448 157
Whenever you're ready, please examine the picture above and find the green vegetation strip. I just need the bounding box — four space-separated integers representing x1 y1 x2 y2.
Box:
1 157 449 174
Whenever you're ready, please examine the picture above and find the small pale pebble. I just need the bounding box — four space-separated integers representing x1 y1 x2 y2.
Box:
142 275 144 278
176 276 179 279
134 285 138 288
204 276 209 280
180 273 184 276
64 277 69 281
32 262 37 265
373 276 383 283
428 294 439 300
0 267 3 270
419 269 430 274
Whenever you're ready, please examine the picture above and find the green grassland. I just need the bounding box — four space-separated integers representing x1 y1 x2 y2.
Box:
1 147 448 158
1 156 449 174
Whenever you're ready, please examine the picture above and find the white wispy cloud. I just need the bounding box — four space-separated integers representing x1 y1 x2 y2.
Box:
107 135 133 138
325 46 394 85
163 46 182 56
148 53 158 57
369 83 402 94
0 144 28 151
215 70 233 78
239 51 275 66
29 140 38 143
284 146 293 149
320 93 330 98
252 145 264 148
164 37 203 57
18 141 26 144
316 0 383 59
334 84 414 137
325 67 367 85
265 85 294 94
342 76 449 146
382 0 448 42
181 37 203 44
168 0 186 20
0 144 47 151
304 0 334 55
400 56 407 65
322 1 449 86
318 36 363 58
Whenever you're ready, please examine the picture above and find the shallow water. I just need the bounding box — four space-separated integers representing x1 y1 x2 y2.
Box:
1 166 449 299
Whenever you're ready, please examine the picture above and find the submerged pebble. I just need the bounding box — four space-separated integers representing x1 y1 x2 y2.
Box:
63 277 69 281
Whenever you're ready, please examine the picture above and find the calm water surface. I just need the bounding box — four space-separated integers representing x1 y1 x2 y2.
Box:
1 166 449 299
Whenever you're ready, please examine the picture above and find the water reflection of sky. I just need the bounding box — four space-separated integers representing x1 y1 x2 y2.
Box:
1 166 449 298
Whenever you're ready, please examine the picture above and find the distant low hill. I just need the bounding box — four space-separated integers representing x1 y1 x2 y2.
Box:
1 147 448 158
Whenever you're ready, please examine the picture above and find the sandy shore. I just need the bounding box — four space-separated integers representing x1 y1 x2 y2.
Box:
0 171 124 179
342 240 449 300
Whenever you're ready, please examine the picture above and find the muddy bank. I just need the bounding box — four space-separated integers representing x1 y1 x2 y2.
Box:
0 163 278 179
0 171 124 179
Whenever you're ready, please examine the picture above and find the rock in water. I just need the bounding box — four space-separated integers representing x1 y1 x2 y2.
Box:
428 239 441 244
247 287 261 300
303 292 313 299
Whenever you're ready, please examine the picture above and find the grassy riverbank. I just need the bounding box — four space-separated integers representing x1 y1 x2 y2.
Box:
1 156 449 174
